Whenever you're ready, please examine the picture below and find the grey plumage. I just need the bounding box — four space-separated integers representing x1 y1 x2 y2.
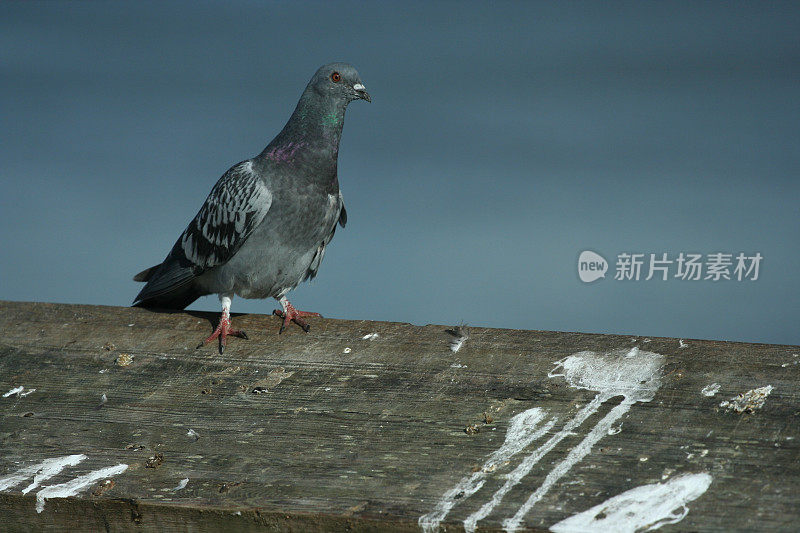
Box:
133 63 369 347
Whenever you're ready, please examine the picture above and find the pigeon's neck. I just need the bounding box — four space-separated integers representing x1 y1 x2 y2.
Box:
258 91 347 176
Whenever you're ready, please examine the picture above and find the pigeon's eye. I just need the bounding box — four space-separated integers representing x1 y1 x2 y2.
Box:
330 72 341 83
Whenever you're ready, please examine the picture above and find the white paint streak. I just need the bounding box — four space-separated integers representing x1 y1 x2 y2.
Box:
549 473 712 533
36 464 128 513
419 409 556 533
1 385 36 398
362 333 379 340
0 455 87 492
173 478 189 491
420 347 666 533
458 347 663 533
21 455 88 495
500 348 664 532
503 400 635 531
547 347 664 402
464 396 603 533
701 383 721 397
2 386 24 398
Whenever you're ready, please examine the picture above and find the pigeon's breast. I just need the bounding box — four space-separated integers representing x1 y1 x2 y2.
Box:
212 186 341 299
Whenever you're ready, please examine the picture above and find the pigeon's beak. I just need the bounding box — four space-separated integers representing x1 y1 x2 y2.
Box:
353 83 371 103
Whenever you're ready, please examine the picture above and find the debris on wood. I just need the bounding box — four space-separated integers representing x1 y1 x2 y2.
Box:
91 479 115 497
218 481 242 493
720 385 774 413
465 424 480 435
447 323 470 353
345 501 368 515
95 393 107 410
251 368 295 394
145 453 164 469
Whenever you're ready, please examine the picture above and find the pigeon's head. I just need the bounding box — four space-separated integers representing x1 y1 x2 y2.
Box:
308 62 371 104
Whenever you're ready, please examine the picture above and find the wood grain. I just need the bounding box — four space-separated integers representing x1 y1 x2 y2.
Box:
0 300 797 532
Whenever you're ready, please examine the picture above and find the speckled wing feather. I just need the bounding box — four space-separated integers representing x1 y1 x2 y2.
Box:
181 160 272 269
132 160 271 307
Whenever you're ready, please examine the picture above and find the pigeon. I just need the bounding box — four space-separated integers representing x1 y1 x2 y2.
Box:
132 63 370 352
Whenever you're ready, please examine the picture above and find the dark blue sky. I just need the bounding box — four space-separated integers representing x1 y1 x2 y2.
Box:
1 1 798 344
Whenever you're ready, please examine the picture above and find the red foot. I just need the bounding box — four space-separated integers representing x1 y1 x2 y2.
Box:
273 300 321 333
198 313 248 354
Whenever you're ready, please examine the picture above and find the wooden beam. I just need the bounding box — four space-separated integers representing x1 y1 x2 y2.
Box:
0 300 797 531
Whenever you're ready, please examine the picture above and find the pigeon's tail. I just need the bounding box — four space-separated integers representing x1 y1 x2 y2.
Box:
133 265 158 282
132 255 205 310
133 284 202 310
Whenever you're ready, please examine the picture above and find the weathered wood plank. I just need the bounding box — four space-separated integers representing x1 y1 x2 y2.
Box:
0 300 797 532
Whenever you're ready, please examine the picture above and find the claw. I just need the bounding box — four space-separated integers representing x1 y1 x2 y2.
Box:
273 298 321 333
200 314 247 353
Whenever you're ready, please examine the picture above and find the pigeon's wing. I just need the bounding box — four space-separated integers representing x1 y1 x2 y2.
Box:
180 160 273 270
133 161 272 307
304 192 346 281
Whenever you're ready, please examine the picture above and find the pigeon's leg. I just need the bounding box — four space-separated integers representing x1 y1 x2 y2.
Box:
273 296 321 334
199 294 248 354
